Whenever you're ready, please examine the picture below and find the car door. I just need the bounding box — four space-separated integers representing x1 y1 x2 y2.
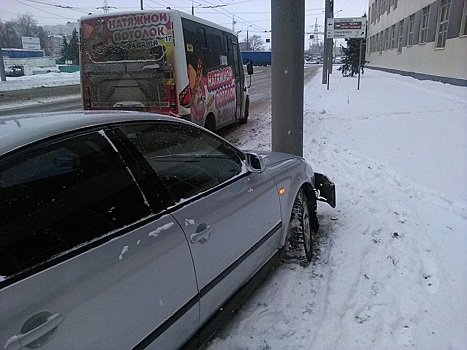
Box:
116 121 282 325
172 170 282 324
0 129 198 350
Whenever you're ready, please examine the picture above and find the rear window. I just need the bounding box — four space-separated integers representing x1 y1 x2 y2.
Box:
0 130 151 280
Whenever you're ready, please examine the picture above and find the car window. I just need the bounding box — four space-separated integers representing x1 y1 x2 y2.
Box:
118 122 244 203
0 130 152 279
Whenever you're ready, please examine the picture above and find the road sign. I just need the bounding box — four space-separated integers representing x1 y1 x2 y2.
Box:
326 17 367 39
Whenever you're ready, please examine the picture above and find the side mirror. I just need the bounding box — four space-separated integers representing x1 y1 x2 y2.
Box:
244 152 264 173
246 60 253 75
246 60 253 88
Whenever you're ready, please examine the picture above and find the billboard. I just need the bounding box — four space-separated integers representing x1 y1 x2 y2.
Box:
22 36 41 50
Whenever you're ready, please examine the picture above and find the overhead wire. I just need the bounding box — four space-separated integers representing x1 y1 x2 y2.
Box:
4 0 327 39
14 0 83 22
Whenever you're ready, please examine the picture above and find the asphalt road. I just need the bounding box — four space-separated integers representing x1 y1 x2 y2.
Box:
0 85 81 116
247 65 319 116
0 65 320 117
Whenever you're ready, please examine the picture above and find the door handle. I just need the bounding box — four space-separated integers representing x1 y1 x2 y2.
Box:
190 224 212 244
5 313 64 350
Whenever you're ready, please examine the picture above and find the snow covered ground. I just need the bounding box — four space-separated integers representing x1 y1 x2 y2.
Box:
0 72 81 111
1 69 466 349
0 71 80 91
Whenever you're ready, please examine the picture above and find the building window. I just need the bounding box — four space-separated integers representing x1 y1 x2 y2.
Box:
391 24 397 48
379 31 384 53
420 6 430 43
408 14 415 46
436 0 451 48
397 20 404 52
394 0 398 9
385 28 390 50
460 0 467 36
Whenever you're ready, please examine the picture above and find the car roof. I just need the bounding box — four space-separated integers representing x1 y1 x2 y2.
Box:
0 110 191 156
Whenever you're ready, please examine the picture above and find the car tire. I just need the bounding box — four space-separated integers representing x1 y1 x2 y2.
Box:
204 114 216 132
239 96 249 124
284 189 315 266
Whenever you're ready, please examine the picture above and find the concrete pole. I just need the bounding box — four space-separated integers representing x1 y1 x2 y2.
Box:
271 0 305 156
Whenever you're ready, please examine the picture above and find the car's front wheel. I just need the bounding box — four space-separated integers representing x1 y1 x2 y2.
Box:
284 189 317 266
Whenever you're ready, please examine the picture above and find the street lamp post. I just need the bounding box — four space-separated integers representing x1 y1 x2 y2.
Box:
246 25 252 50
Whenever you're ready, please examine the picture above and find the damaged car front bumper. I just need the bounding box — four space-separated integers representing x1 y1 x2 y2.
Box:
314 173 336 208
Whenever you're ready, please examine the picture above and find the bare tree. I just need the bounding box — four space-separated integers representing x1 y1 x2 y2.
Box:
0 19 21 48
240 35 265 51
16 13 38 37
0 19 7 47
1 14 50 51
36 26 50 55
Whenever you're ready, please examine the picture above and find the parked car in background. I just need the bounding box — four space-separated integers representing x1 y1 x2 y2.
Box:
5 65 24 77
0 111 335 349
334 56 343 64
306 57 322 64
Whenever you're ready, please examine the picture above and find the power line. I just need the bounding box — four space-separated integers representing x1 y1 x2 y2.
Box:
15 0 82 20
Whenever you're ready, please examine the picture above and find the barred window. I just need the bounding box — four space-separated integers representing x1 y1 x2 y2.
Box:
420 6 430 44
436 0 451 48
385 28 390 50
460 0 467 36
408 14 415 46
391 24 397 48
379 31 384 53
397 20 404 52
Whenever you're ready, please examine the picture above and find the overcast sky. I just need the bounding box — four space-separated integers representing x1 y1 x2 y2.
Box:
1 0 369 43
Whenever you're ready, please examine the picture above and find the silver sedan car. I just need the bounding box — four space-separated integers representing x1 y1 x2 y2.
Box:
0 111 335 350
